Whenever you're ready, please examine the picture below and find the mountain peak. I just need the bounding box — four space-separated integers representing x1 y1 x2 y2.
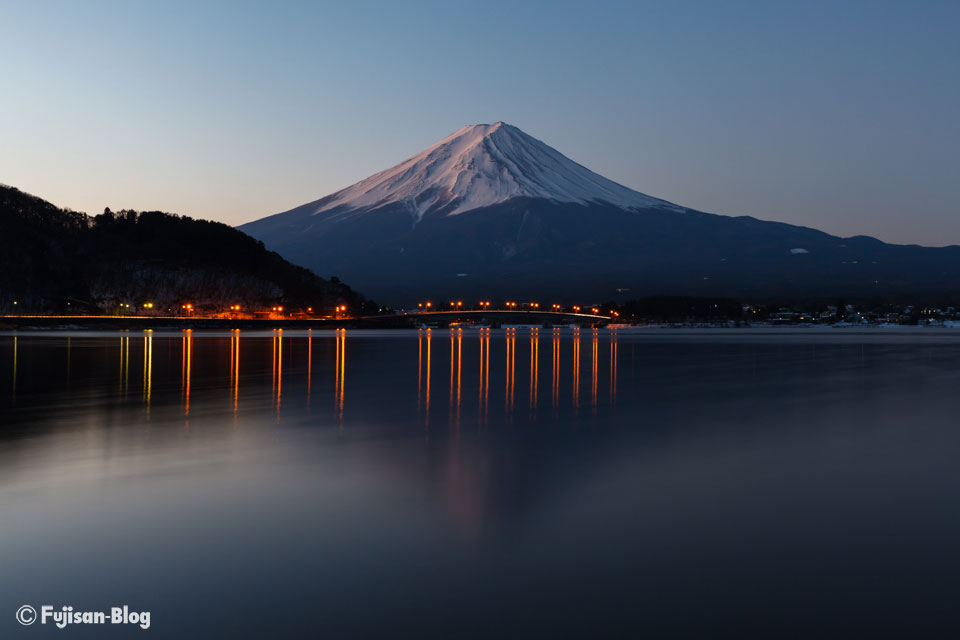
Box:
301 122 680 221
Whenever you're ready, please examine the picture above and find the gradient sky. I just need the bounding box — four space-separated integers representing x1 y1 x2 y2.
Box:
1 0 958 245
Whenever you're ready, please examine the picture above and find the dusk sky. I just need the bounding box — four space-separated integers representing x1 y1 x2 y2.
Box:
2 0 958 245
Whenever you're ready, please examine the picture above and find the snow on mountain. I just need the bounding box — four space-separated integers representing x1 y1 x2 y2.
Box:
305 122 682 221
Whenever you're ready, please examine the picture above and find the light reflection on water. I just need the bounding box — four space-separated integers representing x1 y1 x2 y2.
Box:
3 328 960 638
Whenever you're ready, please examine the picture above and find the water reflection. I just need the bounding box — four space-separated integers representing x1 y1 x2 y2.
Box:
272 330 283 416
419 329 433 429
334 329 346 422
5 329 622 430
11 335 17 402
552 329 560 411
144 332 153 410
182 331 193 420
572 328 580 411
6 331 960 638
610 334 617 405
305 332 311 407
505 328 516 422
449 329 462 429
591 330 599 412
119 335 130 395
229 330 239 415
478 329 490 426
529 329 539 415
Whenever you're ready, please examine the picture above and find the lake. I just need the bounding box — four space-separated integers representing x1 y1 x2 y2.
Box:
2 328 960 637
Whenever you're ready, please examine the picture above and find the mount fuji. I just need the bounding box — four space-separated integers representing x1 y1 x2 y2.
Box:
240 122 960 304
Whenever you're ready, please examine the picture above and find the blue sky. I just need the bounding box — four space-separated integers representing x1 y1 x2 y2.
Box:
1 0 958 244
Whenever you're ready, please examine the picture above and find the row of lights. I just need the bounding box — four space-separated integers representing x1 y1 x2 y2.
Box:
9 300 348 316
174 304 344 314
416 301 601 314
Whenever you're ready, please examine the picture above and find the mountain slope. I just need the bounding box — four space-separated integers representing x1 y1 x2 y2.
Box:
0 184 372 314
284 122 681 223
239 123 960 303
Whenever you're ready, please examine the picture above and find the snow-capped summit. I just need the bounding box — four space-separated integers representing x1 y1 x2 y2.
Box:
241 122 960 306
299 121 680 221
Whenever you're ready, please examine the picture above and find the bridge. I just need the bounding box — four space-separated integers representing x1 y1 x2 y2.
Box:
382 309 611 328
0 310 610 330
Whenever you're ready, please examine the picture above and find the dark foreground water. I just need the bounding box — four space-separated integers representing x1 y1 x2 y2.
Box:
2 328 960 638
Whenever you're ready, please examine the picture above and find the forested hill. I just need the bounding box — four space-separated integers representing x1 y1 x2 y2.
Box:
0 184 375 314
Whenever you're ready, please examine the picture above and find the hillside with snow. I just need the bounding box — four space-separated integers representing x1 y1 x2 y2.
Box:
239 123 960 304
273 122 681 223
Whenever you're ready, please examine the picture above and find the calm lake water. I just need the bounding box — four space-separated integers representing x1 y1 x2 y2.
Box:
2 328 960 638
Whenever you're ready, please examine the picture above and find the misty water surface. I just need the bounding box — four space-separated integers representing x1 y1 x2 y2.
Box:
2 328 960 638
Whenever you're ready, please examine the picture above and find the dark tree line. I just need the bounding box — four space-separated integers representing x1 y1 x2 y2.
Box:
0 185 378 314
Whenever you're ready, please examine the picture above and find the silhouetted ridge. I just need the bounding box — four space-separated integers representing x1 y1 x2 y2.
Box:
0 184 373 314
